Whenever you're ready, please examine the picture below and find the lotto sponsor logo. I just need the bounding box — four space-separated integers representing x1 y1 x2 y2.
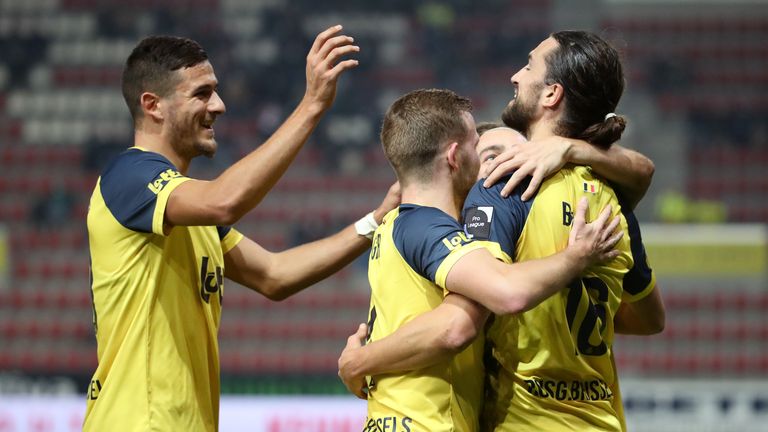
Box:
147 168 183 194
442 231 472 251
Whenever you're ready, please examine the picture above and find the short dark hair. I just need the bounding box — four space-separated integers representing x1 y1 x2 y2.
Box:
122 36 209 124
476 122 505 136
546 31 626 149
381 89 473 183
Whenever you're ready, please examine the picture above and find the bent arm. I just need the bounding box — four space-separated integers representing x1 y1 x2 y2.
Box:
164 26 359 230
224 225 371 301
446 247 588 315
614 284 665 335
339 294 488 383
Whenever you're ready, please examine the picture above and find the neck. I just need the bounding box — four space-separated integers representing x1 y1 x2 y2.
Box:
135 128 190 174
527 117 558 141
400 180 463 220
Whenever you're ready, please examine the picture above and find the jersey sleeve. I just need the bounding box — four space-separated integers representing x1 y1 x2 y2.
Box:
219 226 243 254
99 148 190 236
462 177 532 263
621 209 657 302
392 206 490 292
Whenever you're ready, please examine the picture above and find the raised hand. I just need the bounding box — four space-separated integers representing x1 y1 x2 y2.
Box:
337 323 369 399
567 197 623 266
304 25 360 113
483 137 573 200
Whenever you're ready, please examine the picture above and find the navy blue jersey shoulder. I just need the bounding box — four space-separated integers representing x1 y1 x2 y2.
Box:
621 208 654 295
99 148 179 233
392 204 470 283
462 176 533 259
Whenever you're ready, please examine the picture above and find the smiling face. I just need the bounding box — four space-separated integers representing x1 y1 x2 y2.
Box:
475 127 527 179
162 61 226 159
501 37 558 137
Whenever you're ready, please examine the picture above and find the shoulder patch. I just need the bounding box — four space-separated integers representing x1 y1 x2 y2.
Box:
464 206 494 240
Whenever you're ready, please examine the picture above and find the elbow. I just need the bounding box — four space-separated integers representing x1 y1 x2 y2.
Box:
491 283 536 316
646 313 665 335
440 318 480 354
638 159 656 189
213 201 242 226
259 282 290 302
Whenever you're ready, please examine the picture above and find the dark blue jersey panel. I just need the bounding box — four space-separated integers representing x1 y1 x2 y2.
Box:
621 208 654 295
216 225 232 240
100 148 179 233
462 177 533 259
392 205 472 283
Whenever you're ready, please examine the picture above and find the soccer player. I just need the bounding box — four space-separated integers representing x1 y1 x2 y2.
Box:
84 26 400 431
339 32 664 432
475 123 528 179
346 88 624 432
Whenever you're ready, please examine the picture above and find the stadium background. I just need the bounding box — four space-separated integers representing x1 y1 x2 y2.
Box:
0 0 766 430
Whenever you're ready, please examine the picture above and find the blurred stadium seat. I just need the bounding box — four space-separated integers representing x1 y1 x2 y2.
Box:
0 2 765 431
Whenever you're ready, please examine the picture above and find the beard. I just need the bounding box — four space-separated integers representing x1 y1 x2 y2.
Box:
501 83 543 138
453 146 480 202
167 113 218 160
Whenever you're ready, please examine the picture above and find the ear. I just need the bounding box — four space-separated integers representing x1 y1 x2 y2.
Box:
541 83 564 110
446 141 460 170
140 92 164 123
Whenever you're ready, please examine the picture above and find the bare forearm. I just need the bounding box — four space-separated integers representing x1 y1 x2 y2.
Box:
342 298 487 377
568 142 654 209
266 224 370 300
211 101 325 221
498 249 587 313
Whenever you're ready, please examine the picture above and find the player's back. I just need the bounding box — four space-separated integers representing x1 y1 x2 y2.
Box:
463 166 655 432
364 205 486 432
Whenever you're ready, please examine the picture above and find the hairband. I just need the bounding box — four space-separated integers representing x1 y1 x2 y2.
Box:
604 113 617 121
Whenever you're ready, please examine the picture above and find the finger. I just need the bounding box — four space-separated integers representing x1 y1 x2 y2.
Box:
601 215 621 243
500 164 530 197
317 35 354 60
485 149 516 173
322 44 360 68
572 197 589 229
326 59 360 79
356 322 368 340
602 249 621 261
354 385 367 399
483 158 522 187
603 227 624 249
310 25 343 55
520 168 544 201
317 35 357 61
593 203 613 230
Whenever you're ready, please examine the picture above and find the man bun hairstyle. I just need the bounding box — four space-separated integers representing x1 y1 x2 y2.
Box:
546 31 626 149
122 36 209 124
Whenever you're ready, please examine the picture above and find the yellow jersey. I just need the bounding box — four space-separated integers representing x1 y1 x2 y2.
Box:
84 147 242 432
463 166 656 432
364 205 503 432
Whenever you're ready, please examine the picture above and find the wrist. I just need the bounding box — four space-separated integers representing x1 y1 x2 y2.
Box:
354 211 379 240
297 97 327 120
565 244 590 271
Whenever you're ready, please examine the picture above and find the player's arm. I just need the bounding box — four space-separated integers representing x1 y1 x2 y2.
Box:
614 284 665 335
163 26 359 232
224 183 400 300
448 198 622 315
483 137 655 209
338 294 489 398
